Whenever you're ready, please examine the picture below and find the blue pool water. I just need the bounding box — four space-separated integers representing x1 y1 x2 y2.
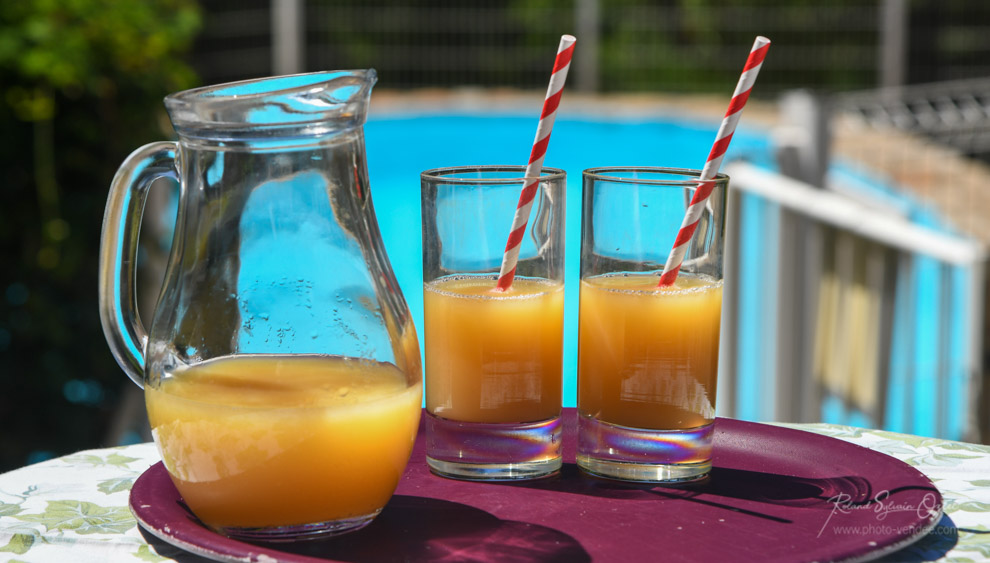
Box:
364 113 772 409
153 110 974 439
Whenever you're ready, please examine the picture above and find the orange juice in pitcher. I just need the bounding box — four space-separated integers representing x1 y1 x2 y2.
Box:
147 354 422 531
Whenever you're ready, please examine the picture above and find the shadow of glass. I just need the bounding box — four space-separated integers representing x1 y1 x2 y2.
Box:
268 495 590 563
142 494 589 562
504 462 871 500
487 462 921 525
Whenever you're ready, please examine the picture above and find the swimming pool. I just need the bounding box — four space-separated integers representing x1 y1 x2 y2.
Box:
363 113 772 409
143 108 975 440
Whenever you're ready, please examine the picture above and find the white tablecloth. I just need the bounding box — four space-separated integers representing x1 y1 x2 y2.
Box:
1 424 988 562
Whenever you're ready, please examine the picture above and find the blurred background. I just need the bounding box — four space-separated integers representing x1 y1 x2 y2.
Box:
2 0 990 472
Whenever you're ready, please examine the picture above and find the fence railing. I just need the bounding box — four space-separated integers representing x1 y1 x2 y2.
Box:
191 1 990 96
836 77 990 160
720 161 985 442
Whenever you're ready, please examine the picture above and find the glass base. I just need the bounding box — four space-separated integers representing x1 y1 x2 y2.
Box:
577 414 713 483
214 511 380 542
425 412 562 481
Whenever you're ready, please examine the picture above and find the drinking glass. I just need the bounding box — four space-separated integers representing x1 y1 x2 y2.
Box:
421 165 566 480
577 167 728 482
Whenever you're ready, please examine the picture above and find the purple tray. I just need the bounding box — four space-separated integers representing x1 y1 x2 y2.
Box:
131 410 942 562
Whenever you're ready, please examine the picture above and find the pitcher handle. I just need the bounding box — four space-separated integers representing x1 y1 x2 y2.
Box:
98 142 179 388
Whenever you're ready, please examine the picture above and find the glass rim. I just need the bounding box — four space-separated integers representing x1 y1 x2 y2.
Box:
421 165 566 185
165 69 375 104
163 70 377 135
582 166 728 186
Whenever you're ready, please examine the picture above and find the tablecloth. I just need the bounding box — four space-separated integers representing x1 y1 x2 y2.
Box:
1 423 988 562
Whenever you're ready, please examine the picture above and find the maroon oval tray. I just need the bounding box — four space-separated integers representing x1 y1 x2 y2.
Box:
131 411 942 562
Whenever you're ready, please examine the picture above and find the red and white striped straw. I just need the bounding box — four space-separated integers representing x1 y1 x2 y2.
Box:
495 34 576 292
658 36 770 288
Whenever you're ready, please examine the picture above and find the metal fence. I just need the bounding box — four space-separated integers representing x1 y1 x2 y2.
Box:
721 162 985 442
191 0 990 96
837 77 990 161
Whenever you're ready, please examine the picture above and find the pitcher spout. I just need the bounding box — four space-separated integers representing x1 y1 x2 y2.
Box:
164 69 377 141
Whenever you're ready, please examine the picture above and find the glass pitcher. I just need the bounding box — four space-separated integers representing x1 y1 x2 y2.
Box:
98 70 422 540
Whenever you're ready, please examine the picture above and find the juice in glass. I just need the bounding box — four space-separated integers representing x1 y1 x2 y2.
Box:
424 276 563 424
578 272 722 429
146 354 422 532
577 272 722 478
421 165 565 480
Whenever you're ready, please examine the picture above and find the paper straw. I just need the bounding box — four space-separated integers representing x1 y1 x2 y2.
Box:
495 34 576 292
658 36 770 288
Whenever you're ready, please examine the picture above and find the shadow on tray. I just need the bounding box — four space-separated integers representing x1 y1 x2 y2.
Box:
141 494 589 562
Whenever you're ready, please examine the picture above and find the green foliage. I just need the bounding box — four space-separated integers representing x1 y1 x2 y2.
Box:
0 0 200 472
508 0 878 94
0 0 200 120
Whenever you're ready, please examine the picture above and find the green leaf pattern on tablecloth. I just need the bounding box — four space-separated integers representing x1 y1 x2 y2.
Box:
949 500 990 513
2 429 989 561
97 478 135 495
134 544 171 562
0 444 162 562
19 500 135 535
61 452 140 468
0 532 34 554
